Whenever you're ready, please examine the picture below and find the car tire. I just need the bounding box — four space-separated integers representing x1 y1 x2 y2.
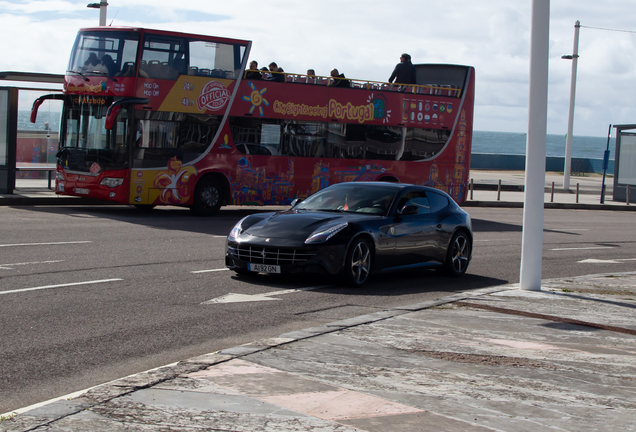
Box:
191 178 223 216
443 231 471 277
344 237 372 287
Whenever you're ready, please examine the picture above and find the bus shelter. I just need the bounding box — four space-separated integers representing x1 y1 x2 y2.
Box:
0 72 63 194
613 124 636 204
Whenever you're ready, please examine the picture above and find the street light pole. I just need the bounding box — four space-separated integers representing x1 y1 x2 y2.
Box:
562 20 580 190
87 2 108 26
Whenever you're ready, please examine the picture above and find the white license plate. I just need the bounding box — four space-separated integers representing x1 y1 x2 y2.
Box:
74 188 89 195
248 263 281 273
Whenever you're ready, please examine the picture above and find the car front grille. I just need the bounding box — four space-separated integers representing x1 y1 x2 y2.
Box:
228 243 317 265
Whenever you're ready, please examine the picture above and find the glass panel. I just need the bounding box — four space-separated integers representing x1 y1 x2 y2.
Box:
133 111 221 168
68 30 140 78
189 41 241 79
140 35 186 80
59 96 128 172
618 134 636 186
0 90 7 166
400 127 450 161
17 90 63 176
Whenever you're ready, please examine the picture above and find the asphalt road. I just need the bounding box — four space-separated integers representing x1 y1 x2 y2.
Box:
1 205 635 414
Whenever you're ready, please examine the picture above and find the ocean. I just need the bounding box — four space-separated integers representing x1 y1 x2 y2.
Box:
472 130 615 161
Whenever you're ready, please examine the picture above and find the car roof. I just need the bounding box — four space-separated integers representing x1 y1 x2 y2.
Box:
328 181 445 194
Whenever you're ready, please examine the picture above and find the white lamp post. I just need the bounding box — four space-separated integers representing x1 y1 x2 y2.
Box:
562 20 580 191
87 2 108 26
519 0 550 292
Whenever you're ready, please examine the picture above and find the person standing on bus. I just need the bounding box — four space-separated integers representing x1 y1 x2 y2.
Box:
388 53 417 85
330 69 351 88
245 61 262 80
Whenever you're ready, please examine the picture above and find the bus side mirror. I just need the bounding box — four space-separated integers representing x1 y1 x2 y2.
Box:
105 105 121 130
30 99 45 123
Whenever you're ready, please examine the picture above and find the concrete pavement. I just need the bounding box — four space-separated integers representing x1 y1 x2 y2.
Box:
2 272 635 431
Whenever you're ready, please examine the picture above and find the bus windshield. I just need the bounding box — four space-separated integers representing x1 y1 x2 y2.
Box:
68 30 140 78
60 96 130 172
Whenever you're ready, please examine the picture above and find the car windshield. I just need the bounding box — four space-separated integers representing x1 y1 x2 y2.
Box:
295 184 398 215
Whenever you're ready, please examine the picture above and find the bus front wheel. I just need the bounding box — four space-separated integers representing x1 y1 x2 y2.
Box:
191 178 223 216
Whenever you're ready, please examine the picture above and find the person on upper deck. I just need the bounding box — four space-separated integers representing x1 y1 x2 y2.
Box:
388 53 417 85
330 68 351 88
245 61 262 80
266 62 284 82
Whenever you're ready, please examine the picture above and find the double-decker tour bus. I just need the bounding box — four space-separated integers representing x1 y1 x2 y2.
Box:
31 27 475 215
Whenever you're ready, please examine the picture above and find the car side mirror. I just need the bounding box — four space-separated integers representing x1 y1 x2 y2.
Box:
291 198 303 207
398 204 419 216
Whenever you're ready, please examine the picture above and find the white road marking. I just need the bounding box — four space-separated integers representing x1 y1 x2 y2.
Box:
578 258 636 264
202 285 331 304
0 241 92 248
191 268 230 274
0 279 123 295
0 260 64 270
550 246 614 251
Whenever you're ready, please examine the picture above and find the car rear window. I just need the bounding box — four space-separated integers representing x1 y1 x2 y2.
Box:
428 192 449 213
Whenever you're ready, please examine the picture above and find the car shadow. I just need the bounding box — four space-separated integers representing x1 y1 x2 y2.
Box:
230 269 509 297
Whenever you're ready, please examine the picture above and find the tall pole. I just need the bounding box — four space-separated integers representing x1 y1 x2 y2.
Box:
520 0 550 291
99 1 107 26
563 20 580 190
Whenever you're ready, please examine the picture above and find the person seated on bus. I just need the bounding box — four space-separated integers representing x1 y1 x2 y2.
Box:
245 60 262 80
260 67 270 80
330 69 351 88
266 62 284 82
306 69 316 83
82 52 100 72
98 54 118 76
388 53 417 85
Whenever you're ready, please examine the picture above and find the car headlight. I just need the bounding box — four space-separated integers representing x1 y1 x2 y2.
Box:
228 216 250 241
100 177 124 188
305 222 348 244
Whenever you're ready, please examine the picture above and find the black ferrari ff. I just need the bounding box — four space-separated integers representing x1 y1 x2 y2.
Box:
225 182 472 286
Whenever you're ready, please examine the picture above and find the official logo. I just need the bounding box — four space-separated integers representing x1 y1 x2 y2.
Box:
197 81 231 112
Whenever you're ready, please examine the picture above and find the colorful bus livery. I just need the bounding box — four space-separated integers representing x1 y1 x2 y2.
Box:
32 26 475 215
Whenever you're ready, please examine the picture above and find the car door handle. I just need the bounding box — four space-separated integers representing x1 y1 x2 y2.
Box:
436 224 442 229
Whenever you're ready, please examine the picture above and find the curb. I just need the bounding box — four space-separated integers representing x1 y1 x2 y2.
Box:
462 200 636 211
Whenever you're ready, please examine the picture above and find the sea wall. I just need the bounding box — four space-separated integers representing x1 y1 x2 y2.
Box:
470 153 615 174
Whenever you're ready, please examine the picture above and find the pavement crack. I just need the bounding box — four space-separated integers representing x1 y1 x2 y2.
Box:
455 301 636 335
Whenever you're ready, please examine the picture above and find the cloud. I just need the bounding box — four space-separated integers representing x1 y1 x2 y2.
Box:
0 0 634 136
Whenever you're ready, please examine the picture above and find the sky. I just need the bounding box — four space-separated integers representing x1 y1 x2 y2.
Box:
1 0 634 137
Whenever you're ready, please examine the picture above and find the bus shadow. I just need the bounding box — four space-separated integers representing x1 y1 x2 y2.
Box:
12 205 283 237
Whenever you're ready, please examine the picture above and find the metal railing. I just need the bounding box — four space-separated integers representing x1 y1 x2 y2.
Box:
243 71 462 97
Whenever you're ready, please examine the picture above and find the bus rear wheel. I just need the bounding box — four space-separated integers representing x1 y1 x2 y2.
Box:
191 178 223 216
